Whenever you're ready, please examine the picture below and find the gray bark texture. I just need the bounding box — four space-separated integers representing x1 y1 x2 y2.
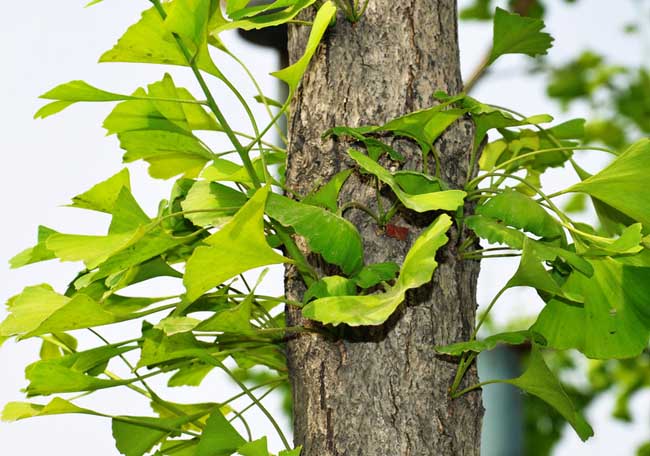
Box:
284 1 484 455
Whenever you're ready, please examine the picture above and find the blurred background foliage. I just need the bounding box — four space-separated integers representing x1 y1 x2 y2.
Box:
461 1 650 454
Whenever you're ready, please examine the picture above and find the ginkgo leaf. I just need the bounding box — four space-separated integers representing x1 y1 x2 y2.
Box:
104 76 218 136
100 5 222 79
303 276 357 303
46 231 135 269
201 158 256 184
181 180 246 228
302 169 353 212
69 168 131 213
380 108 465 155
184 187 288 301
9 226 59 269
567 138 650 227
505 346 593 441
24 350 132 396
112 415 193 456
271 1 336 92
278 447 303 456
348 149 466 212
35 81 132 118
0 285 69 338
2 397 100 422
352 262 400 289
465 214 525 249
0 284 154 339
489 7 554 64
506 238 566 298
303 214 452 326
163 0 213 56
195 294 254 333
477 190 563 239
195 410 246 456
238 437 270 456
435 330 542 356
215 0 316 33
324 126 404 161
119 130 213 179
137 328 208 368
532 256 650 359
266 193 364 275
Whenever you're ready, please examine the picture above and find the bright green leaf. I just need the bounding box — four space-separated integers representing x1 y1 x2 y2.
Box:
10 226 59 269
302 169 352 212
117 130 213 179
271 1 336 92
69 168 131 213
100 6 222 79
303 214 452 326
567 139 650 227
266 193 364 275
238 437 270 456
184 187 288 301
348 149 466 212
35 80 132 118
506 238 565 298
112 415 191 456
195 294 254 333
477 190 563 238
195 410 246 456
505 346 593 441
352 262 400 289
24 353 131 397
0 285 69 338
489 7 554 64
532 257 650 358
303 276 357 303
2 397 99 422
155 317 201 336
181 180 246 227
215 0 316 33
465 214 525 249
435 330 542 356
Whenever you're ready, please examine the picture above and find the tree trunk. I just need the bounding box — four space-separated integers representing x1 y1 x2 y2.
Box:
284 2 483 455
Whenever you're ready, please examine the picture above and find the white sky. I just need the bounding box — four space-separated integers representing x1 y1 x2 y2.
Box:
1 0 649 455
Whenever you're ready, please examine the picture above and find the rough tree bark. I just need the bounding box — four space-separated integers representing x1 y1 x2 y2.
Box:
284 1 483 454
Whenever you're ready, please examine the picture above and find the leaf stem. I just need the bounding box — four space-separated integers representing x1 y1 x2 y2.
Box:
451 379 501 399
149 0 260 188
216 359 292 450
472 284 508 339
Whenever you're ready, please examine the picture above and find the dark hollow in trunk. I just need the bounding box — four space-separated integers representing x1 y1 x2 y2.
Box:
284 2 483 454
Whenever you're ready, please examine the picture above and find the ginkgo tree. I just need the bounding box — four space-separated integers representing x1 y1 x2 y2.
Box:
2 1 650 455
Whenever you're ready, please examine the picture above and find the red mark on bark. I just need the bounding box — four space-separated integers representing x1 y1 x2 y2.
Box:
386 224 409 241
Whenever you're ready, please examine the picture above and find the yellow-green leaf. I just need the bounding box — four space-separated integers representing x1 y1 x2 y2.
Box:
271 1 336 92
303 214 452 326
349 149 466 212
184 187 288 301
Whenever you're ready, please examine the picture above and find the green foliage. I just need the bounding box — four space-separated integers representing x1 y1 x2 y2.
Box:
4 1 650 454
302 214 452 326
489 8 554 64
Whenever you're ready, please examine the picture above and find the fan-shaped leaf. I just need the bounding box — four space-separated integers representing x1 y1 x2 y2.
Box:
477 190 563 238
505 346 593 441
266 193 364 275
349 149 466 212
271 1 336 92
567 139 650 226
184 187 288 301
489 7 554 64
303 214 451 326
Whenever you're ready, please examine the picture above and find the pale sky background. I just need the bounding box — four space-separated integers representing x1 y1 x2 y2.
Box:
1 0 649 455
